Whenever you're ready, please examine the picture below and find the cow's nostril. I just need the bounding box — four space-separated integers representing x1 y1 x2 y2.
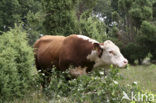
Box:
123 60 127 64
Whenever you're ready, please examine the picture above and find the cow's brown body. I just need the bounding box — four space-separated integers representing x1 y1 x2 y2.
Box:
34 35 95 72
34 35 65 76
59 35 95 72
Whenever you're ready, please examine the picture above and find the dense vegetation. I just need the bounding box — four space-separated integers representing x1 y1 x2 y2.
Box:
44 67 155 103
0 0 156 102
0 25 36 102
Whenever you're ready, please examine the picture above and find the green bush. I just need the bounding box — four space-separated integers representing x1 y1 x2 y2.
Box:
0 25 36 102
79 16 107 42
45 66 155 103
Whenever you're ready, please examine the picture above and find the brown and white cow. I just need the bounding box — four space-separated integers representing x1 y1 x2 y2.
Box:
34 34 128 86
58 34 128 72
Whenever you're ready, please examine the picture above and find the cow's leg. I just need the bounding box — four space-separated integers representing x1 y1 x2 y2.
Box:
104 69 107 76
41 68 52 88
34 55 47 88
34 54 41 71
103 66 110 76
58 60 69 71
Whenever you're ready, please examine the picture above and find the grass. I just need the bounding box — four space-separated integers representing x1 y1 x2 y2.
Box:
119 64 156 93
12 90 47 103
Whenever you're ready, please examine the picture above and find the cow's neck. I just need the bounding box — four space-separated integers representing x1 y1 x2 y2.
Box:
93 58 104 68
87 50 107 68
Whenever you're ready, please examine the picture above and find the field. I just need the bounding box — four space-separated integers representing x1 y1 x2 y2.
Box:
119 64 156 94
12 64 156 103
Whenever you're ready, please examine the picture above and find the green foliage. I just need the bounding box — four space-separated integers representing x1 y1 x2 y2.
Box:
17 0 44 45
129 6 152 28
139 21 156 60
0 0 21 32
153 2 156 20
0 25 36 102
77 0 97 18
107 0 155 63
79 16 106 42
110 26 119 37
44 66 155 103
117 0 153 29
118 0 133 14
25 10 45 45
112 11 120 22
0 0 44 45
93 0 112 25
43 0 79 36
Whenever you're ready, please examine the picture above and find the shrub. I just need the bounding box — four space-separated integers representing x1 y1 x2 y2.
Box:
45 66 155 103
0 25 36 102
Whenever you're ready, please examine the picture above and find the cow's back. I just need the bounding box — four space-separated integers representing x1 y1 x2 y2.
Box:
34 35 65 69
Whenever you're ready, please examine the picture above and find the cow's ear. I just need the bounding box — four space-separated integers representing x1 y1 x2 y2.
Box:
93 43 100 49
93 43 103 57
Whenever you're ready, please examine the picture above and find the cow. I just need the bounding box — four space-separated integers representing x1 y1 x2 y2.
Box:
34 34 128 86
58 35 128 72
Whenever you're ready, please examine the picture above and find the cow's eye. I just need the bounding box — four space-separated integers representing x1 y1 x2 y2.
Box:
109 51 116 55
109 51 113 54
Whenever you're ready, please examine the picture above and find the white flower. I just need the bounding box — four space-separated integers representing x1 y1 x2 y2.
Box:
95 77 100 80
99 71 104 75
133 81 137 85
113 80 118 85
38 70 41 72
42 73 45 76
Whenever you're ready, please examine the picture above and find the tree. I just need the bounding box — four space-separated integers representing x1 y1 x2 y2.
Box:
93 0 112 25
0 0 21 32
18 0 45 45
43 0 79 36
139 21 156 61
0 0 44 45
79 16 106 42
109 0 154 64
153 2 156 20
77 0 97 20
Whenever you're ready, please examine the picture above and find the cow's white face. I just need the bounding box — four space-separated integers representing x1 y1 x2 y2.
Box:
100 40 128 68
88 40 128 68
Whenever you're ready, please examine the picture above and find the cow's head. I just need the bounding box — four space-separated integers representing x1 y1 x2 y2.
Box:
92 40 128 68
